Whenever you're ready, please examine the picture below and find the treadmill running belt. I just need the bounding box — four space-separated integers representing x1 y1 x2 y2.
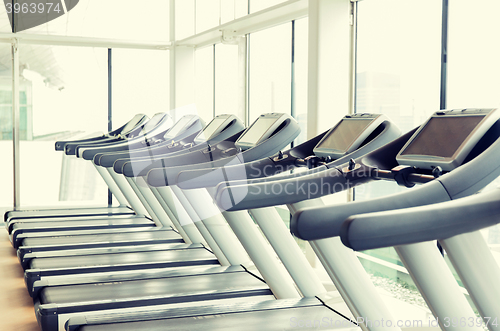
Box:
30 248 215 269
5 206 134 222
40 272 267 305
11 218 154 233
77 306 353 331
22 230 182 247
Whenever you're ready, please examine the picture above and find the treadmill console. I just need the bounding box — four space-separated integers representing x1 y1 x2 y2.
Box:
396 108 500 171
314 113 388 159
127 112 166 139
193 114 243 145
118 114 149 136
235 113 293 150
163 114 205 143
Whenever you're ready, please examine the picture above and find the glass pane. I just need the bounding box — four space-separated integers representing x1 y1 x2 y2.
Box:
195 46 214 123
112 49 169 127
294 18 308 145
176 0 195 40
196 0 220 33
447 0 500 109
234 0 249 19
18 46 108 206
249 23 291 121
355 0 441 202
250 0 287 13
221 0 248 24
20 0 169 41
220 0 235 24
354 0 442 317
214 44 238 117
447 0 500 265
0 44 12 207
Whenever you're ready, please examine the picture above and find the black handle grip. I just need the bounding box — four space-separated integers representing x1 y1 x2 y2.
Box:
176 157 290 189
290 180 450 241
65 137 121 155
215 167 347 211
341 188 500 251
55 135 106 151
146 155 242 186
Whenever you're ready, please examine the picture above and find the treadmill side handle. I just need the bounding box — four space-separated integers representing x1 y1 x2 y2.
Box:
290 179 450 241
341 188 500 251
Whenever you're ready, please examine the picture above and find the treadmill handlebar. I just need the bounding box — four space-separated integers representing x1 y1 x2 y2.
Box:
76 114 174 158
214 164 379 212
55 134 106 151
146 154 244 187
111 131 244 175
120 140 240 178
291 179 451 241
340 188 500 251
223 166 329 186
96 130 208 167
79 134 164 160
176 156 296 190
55 114 148 152
64 136 123 155
94 137 188 167
207 122 407 211
176 131 332 189
78 124 174 160
144 119 301 186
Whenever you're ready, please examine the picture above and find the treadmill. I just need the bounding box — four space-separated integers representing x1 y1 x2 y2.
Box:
29 113 301 331
63 113 403 331
288 109 500 331
20 115 246 288
17 114 244 261
18 114 242 259
334 188 500 331
11 114 206 250
3 114 148 223
65 108 500 331
7 112 179 245
22 114 293 281
211 108 500 331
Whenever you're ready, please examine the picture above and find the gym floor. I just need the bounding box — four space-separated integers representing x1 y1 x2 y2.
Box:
0 231 40 331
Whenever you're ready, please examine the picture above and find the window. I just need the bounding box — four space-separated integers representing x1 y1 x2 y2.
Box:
250 0 287 13
221 0 249 24
214 44 239 117
354 0 442 314
293 18 308 145
248 23 291 121
195 46 215 122
0 44 12 207
447 0 500 110
20 46 109 205
176 0 195 40
447 0 500 252
112 49 169 127
195 0 220 33
355 0 441 202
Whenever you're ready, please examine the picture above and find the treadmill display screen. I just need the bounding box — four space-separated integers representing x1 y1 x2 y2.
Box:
166 116 192 138
238 117 278 145
198 117 226 140
401 115 484 158
122 114 144 133
318 118 374 152
143 114 164 132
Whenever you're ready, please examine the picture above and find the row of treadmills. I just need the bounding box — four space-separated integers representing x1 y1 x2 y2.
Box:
5 108 500 331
